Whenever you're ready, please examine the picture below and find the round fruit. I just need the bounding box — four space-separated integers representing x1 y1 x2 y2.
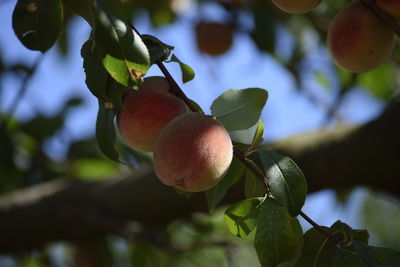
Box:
153 113 233 192
377 0 400 20
272 0 321 14
140 76 171 93
196 21 233 56
327 1 395 72
117 88 187 152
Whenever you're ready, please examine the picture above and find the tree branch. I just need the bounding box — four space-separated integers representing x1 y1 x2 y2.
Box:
0 100 399 252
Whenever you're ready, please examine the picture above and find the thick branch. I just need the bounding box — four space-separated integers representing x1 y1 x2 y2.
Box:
0 100 399 252
268 100 400 195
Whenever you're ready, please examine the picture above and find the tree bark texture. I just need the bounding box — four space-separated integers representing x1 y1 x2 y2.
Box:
0 100 399 252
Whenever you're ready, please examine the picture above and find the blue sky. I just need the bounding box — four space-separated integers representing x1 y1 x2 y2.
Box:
0 0 388 240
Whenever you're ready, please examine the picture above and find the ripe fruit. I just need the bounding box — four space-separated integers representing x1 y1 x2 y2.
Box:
196 21 233 56
271 0 321 14
377 0 400 20
154 113 233 192
327 1 395 72
117 79 187 152
140 76 171 93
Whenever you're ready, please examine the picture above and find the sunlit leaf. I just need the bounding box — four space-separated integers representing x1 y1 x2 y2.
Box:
94 0 150 86
247 120 264 155
168 54 195 83
211 88 268 131
224 197 264 237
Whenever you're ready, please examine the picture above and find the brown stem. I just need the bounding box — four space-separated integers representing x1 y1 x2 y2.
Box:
360 0 400 37
299 211 345 248
232 147 271 194
132 23 345 250
155 60 198 112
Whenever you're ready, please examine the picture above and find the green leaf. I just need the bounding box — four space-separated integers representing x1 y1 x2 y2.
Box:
330 220 369 245
297 227 338 267
259 150 307 216
357 63 395 100
130 241 170 267
243 153 267 198
71 158 119 180
211 88 268 131
168 54 195 83
81 38 108 100
244 168 266 199
96 102 119 162
353 241 381 267
247 120 264 155
333 249 361 267
105 77 129 109
142 34 174 63
254 197 303 267
370 247 400 267
224 197 264 238
206 157 245 211
61 0 95 26
12 0 63 52
251 3 276 53
94 0 150 86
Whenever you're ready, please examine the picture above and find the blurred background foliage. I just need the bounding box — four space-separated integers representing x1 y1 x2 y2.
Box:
0 0 399 266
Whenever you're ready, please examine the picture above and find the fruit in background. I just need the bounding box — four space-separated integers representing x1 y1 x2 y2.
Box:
154 113 233 192
327 1 395 73
196 21 233 56
117 78 187 152
377 0 400 20
271 0 321 14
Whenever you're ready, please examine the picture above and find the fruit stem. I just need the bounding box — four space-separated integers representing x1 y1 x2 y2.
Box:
130 22 347 251
299 211 345 248
360 0 400 37
155 60 199 112
232 147 271 194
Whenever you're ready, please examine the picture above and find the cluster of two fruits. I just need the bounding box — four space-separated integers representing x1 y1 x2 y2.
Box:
117 77 233 192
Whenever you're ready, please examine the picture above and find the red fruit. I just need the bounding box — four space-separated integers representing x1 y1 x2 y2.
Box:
118 89 187 152
154 113 233 192
272 0 321 14
327 1 395 72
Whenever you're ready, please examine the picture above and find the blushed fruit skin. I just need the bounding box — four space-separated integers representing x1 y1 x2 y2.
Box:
272 0 321 14
377 0 400 20
140 76 171 93
327 1 395 73
117 89 187 152
196 22 233 56
154 113 233 192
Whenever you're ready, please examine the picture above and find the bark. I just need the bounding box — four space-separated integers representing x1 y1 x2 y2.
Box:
0 100 399 252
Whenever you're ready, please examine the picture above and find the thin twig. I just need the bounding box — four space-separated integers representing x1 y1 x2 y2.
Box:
155 60 198 112
360 0 400 37
0 54 44 129
233 147 271 194
299 211 345 248
130 23 342 249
